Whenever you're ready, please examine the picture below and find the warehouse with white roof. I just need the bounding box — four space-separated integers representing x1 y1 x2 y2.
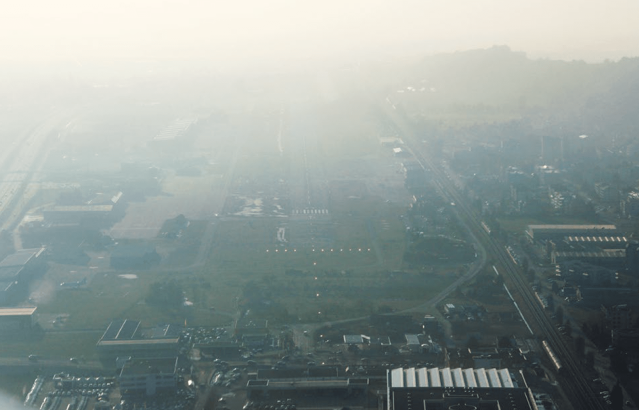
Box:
387 367 535 410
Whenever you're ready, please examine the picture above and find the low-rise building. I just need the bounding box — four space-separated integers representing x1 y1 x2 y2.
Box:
387 367 536 410
526 224 619 243
97 319 179 366
0 248 46 306
119 357 178 396
0 306 37 330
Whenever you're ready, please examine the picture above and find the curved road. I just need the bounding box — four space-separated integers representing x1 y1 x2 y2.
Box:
383 100 606 410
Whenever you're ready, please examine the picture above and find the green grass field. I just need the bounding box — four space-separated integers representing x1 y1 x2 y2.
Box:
0 331 102 360
34 204 457 332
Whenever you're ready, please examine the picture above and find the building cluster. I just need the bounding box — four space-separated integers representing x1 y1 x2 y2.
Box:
20 168 165 281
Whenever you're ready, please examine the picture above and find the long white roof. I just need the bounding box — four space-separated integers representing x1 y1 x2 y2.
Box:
463 368 477 388
476 368 489 388
405 368 416 387
441 368 453 388
487 369 501 388
429 368 441 387
390 367 513 389
498 369 514 388
452 368 465 388
417 368 428 387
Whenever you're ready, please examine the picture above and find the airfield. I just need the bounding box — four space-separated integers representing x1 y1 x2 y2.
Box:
0 75 476 363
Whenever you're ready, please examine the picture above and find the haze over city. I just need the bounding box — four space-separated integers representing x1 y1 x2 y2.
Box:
1 0 639 69
1 2 639 410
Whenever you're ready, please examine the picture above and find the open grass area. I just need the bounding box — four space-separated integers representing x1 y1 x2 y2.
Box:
160 220 208 267
30 194 452 333
0 331 102 361
14 100 480 363
37 266 235 330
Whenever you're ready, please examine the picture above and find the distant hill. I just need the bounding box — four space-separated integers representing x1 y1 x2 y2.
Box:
390 46 639 134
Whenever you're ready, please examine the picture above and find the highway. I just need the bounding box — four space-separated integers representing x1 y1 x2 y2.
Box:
382 101 608 410
0 109 74 241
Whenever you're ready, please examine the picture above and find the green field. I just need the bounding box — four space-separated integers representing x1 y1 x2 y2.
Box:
34 198 459 332
0 331 102 361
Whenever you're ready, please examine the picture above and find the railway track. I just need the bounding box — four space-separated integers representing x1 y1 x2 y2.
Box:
383 103 608 410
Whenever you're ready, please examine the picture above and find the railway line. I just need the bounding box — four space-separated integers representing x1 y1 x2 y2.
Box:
383 102 608 410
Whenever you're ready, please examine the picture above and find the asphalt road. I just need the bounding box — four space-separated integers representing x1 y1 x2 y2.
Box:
381 99 608 410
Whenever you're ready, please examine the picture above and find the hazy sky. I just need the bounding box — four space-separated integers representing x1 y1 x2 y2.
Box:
1 0 638 67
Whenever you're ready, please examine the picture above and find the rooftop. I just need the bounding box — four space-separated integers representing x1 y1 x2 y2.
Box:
528 224 617 231
0 307 37 316
0 248 44 268
390 387 535 410
343 334 365 344
553 250 625 258
405 334 421 345
0 266 24 281
257 367 341 380
100 319 140 341
46 205 114 213
566 235 627 243
97 338 179 347
120 357 177 376
149 324 182 339
389 367 514 389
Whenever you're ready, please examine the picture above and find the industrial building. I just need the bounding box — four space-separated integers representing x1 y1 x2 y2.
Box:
97 320 179 366
0 306 37 330
247 367 369 400
43 204 116 226
0 248 46 306
119 357 178 396
564 235 628 249
387 367 537 410
527 224 630 269
526 224 619 243
551 249 626 268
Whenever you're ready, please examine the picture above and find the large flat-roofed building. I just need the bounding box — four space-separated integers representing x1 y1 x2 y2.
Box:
551 249 626 267
247 367 368 400
526 224 619 242
43 204 115 226
98 338 180 366
0 279 18 306
119 357 178 396
0 307 37 330
100 319 141 341
0 248 45 306
97 319 179 365
0 248 45 268
387 367 536 410
564 235 628 249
